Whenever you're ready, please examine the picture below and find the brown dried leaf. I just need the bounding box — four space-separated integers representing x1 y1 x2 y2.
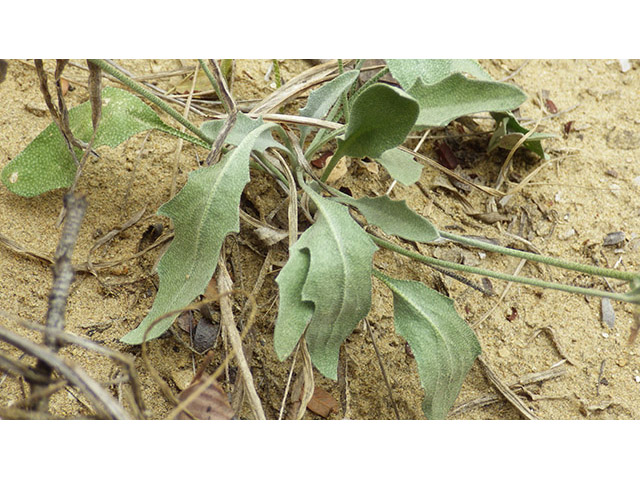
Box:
306 386 339 418
177 378 234 420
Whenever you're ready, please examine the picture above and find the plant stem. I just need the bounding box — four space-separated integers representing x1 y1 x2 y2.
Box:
88 59 211 145
439 231 636 282
371 235 638 304
198 59 224 105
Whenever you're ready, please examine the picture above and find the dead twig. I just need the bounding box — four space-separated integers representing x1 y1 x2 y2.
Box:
363 317 400 419
31 192 87 412
170 62 199 199
477 355 538 420
0 324 130 419
17 318 146 418
450 363 566 416
216 258 266 419
205 59 237 167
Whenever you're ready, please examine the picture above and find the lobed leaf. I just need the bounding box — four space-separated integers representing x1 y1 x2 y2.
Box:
337 195 440 243
121 123 276 344
407 74 527 128
274 187 378 379
332 84 419 161
1 87 207 197
375 271 481 419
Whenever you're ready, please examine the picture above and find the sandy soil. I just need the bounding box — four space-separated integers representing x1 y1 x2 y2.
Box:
1 59 639 420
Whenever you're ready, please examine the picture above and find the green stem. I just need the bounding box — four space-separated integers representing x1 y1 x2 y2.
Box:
198 59 224 105
337 60 350 123
88 59 211 145
371 235 637 304
439 231 636 282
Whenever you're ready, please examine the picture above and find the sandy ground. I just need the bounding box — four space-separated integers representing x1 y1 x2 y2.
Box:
1 59 639 420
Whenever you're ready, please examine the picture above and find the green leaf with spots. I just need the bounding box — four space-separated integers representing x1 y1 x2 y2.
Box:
336 195 440 243
375 271 481 419
332 84 419 161
1 87 209 197
407 74 527 128
121 123 276 344
274 187 378 379
374 147 423 186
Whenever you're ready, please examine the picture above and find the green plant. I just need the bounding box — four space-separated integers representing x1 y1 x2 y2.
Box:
4 59 639 419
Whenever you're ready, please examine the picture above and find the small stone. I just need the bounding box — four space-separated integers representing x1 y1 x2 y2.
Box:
603 231 625 246
602 332 609 338
619 59 632 73
635 376 640 383
601 298 615 328
617 358 628 367
558 227 576 240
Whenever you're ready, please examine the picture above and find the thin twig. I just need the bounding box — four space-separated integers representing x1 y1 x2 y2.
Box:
170 62 199 199
450 363 566 416
363 317 400 419
201 59 238 166
217 258 266 419
473 258 527 328
477 355 538 420
0 324 129 419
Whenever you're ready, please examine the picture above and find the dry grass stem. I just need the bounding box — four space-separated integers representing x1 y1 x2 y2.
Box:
473 258 527 328
170 62 199 199
216 259 266 419
478 355 538 420
450 363 566 416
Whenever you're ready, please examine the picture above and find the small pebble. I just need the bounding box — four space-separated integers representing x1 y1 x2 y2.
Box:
602 332 609 338
601 298 615 328
558 227 576 240
604 231 625 246
635 376 640 383
619 59 632 73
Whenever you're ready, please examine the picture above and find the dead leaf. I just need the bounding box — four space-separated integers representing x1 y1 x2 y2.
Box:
306 386 339 418
311 151 332 169
177 378 234 420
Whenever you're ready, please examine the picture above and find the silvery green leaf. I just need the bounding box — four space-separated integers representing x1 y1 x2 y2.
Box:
376 271 481 419
121 123 276 344
274 188 378 379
